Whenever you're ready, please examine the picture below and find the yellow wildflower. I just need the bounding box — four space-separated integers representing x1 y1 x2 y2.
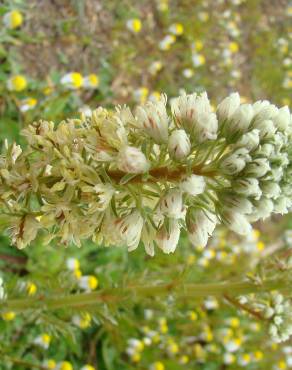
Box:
59 361 73 370
169 23 184 36
7 75 27 92
20 98 37 112
84 74 99 89
2 311 16 321
43 360 56 370
60 72 83 89
126 19 142 33
27 282 37 296
151 361 165 370
3 10 23 29
229 41 239 53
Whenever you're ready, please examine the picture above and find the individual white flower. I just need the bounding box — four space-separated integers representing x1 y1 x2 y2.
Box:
223 211 252 235
156 219 180 253
220 148 251 175
135 95 169 143
93 184 115 211
235 129 260 151
187 209 217 247
159 190 184 219
171 92 218 142
117 146 149 174
180 174 206 196
11 143 22 163
217 92 240 122
168 129 191 159
114 211 144 251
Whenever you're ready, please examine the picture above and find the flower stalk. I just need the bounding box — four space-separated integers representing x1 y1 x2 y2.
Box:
1 278 289 313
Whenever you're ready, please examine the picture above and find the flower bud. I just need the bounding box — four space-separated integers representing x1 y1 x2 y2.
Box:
245 158 270 178
220 148 251 175
249 197 274 221
273 196 291 214
168 129 191 159
115 211 144 251
274 106 291 132
253 100 278 122
259 121 277 141
159 190 184 219
257 143 274 157
263 307 275 319
217 92 240 122
220 193 253 214
117 146 150 174
171 92 218 142
227 104 254 136
235 129 260 151
233 178 262 198
261 181 281 199
180 175 206 196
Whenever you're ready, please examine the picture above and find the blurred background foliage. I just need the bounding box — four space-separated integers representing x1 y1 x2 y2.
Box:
0 0 291 369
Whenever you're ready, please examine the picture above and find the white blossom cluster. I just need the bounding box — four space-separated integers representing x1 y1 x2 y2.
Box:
0 92 291 254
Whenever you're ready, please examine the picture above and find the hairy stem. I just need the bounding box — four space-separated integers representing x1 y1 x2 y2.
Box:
0 278 288 313
108 164 217 184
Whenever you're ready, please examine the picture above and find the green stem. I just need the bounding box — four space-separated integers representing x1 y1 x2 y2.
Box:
0 351 46 370
0 278 288 313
